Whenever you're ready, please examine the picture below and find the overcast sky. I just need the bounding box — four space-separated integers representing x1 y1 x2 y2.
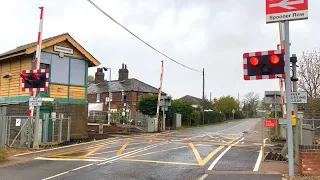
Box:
0 0 319 101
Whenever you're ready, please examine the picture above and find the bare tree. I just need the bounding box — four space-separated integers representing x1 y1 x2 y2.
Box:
242 92 260 117
298 49 320 99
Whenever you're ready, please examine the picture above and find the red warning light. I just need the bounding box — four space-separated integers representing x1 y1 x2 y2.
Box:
270 55 280 64
250 57 259 66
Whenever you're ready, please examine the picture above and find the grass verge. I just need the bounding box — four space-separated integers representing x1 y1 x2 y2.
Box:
0 149 8 161
177 119 241 130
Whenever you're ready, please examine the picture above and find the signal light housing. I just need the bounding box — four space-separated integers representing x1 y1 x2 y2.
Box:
243 50 285 80
21 69 49 92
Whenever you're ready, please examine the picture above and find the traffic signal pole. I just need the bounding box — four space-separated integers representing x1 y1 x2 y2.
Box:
283 20 294 177
31 7 44 149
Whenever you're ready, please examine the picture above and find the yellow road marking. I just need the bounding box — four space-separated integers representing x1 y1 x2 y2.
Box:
48 148 92 158
148 139 152 145
122 159 200 166
123 146 188 159
78 145 104 159
92 147 140 155
117 139 133 155
189 143 203 164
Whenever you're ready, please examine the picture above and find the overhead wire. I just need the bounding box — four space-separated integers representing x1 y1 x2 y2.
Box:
87 0 202 73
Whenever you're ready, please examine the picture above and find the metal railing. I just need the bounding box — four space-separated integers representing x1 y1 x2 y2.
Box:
0 113 71 148
302 118 320 144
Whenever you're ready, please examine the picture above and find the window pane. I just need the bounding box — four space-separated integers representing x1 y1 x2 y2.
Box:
50 54 69 84
69 58 85 86
40 52 51 64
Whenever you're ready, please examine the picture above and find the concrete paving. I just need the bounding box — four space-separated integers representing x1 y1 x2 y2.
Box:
0 118 282 180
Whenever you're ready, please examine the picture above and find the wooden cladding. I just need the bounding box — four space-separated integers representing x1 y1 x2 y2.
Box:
69 86 85 99
0 56 32 98
50 84 68 98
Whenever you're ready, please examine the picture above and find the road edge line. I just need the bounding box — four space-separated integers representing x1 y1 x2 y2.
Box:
253 138 268 171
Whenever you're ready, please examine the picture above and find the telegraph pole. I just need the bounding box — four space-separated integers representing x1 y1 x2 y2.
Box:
202 68 205 124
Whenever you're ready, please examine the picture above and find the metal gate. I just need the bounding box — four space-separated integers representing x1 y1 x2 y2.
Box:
0 112 71 148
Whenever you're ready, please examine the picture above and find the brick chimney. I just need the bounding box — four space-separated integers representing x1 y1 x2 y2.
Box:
95 68 105 83
118 63 129 81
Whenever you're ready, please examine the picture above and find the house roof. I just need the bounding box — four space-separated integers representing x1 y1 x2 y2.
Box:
0 33 100 67
88 78 166 94
178 95 202 105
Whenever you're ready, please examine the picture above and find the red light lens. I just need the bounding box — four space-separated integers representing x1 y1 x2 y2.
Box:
250 57 259 66
270 55 280 64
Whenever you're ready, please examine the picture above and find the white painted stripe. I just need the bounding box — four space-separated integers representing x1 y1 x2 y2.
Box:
250 76 257 80
198 174 208 180
261 51 268 55
25 70 30 73
262 75 269 79
249 52 255 56
243 58 247 64
253 138 268 171
14 138 122 157
97 141 168 165
41 142 168 180
41 69 45 73
207 137 245 170
35 157 104 162
243 69 248 75
182 121 248 141
275 49 281 54
42 163 94 180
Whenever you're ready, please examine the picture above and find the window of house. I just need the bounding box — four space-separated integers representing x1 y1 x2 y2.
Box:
96 93 100 102
69 58 85 86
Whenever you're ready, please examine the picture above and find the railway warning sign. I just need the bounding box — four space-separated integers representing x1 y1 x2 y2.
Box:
266 0 308 23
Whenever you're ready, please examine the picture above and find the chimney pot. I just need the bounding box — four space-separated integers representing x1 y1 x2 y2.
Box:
122 63 124 69
125 64 127 69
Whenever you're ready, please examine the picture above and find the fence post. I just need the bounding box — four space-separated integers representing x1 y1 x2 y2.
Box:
58 114 63 143
52 112 56 143
0 107 6 148
67 117 71 141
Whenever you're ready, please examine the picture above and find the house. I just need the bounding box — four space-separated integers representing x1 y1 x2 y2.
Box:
178 95 202 108
0 33 100 140
87 64 165 120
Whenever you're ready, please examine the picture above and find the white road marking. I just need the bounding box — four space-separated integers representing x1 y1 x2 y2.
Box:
253 138 268 171
198 174 208 180
35 157 105 162
207 137 245 170
42 163 94 180
14 138 122 157
182 121 249 141
97 141 168 165
41 142 168 180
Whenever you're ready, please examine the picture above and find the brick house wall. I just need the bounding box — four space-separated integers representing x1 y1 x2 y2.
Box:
5 102 88 140
300 145 320 175
88 91 155 120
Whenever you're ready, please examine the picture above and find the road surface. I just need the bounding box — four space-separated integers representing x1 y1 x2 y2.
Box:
0 118 282 180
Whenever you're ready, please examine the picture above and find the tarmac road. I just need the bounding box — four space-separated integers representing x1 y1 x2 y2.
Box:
0 118 282 180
